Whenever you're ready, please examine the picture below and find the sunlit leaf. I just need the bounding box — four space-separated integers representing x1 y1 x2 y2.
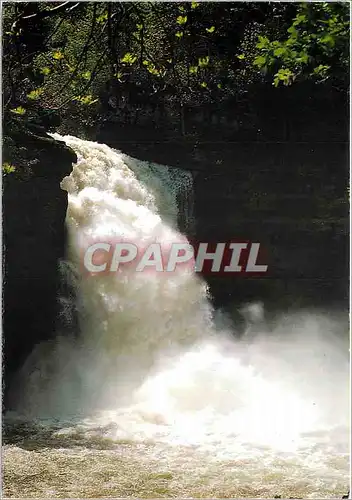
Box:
74 95 99 105
253 55 266 67
81 71 92 80
27 88 44 100
198 56 209 67
2 162 16 175
10 106 26 115
273 47 287 57
40 67 51 76
257 36 270 49
52 51 64 60
97 12 108 24
313 64 330 75
121 53 137 65
320 34 335 46
176 16 187 25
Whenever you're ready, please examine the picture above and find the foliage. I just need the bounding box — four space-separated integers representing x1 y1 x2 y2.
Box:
247 2 349 87
2 162 16 176
2 1 349 133
10 106 26 115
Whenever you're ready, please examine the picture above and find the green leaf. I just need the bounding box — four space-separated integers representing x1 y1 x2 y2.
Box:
298 52 309 64
75 95 98 105
176 15 187 25
81 71 92 80
191 2 199 8
136 23 143 30
273 68 294 87
320 34 335 46
198 56 209 67
217 83 222 89
147 64 161 76
200 81 207 88
257 36 269 49
253 55 266 68
273 47 287 57
313 64 330 75
27 88 44 100
97 12 108 24
10 106 26 115
175 31 184 38
53 50 64 60
121 53 137 65
287 26 298 36
237 54 245 60
40 67 51 76
189 66 198 74
206 26 215 33
2 162 16 175
292 13 307 26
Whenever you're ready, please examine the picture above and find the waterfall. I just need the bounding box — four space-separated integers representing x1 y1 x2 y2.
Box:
121 155 196 235
8 136 348 497
13 135 213 415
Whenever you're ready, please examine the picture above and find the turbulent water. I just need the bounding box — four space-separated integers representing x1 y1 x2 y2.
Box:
3 136 350 498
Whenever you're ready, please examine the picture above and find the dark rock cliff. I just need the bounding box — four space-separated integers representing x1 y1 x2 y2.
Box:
96 83 349 314
2 123 77 406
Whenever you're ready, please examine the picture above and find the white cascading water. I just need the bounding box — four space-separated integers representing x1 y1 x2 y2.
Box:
6 135 350 498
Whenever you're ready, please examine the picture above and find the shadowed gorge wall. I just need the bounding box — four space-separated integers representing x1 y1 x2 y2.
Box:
97 82 349 312
2 126 77 402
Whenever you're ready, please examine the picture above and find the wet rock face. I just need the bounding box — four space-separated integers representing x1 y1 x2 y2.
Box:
2 128 77 405
96 84 348 313
192 144 349 312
